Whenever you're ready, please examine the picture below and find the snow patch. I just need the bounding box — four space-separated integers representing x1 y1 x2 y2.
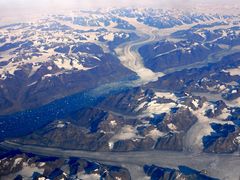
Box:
56 121 65 128
110 120 117 127
108 125 141 148
167 123 178 131
38 162 46 167
155 92 177 101
47 66 53 70
144 101 176 116
147 128 164 141
78 174 101 180
192 99 199 108
13 158 23 168
217 108 231 120
103 33 115 41
54 58 92 71
234 135 240 144
224 66 240 76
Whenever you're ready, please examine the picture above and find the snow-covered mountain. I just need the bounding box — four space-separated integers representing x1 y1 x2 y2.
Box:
0 7 240 180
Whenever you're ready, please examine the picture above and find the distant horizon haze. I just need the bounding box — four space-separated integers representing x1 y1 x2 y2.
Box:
0 0 239 25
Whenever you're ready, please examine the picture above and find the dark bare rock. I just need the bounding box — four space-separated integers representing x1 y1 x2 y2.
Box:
144 164 219 180
0 150 131 180
154 132 184 151
205 100 228 118
12 107 126 151
203 124 240 153
204 128 240 153
139 40 222 72
158 108 198 132
0 52 136 115
112 137 155 152
100 87 155 115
